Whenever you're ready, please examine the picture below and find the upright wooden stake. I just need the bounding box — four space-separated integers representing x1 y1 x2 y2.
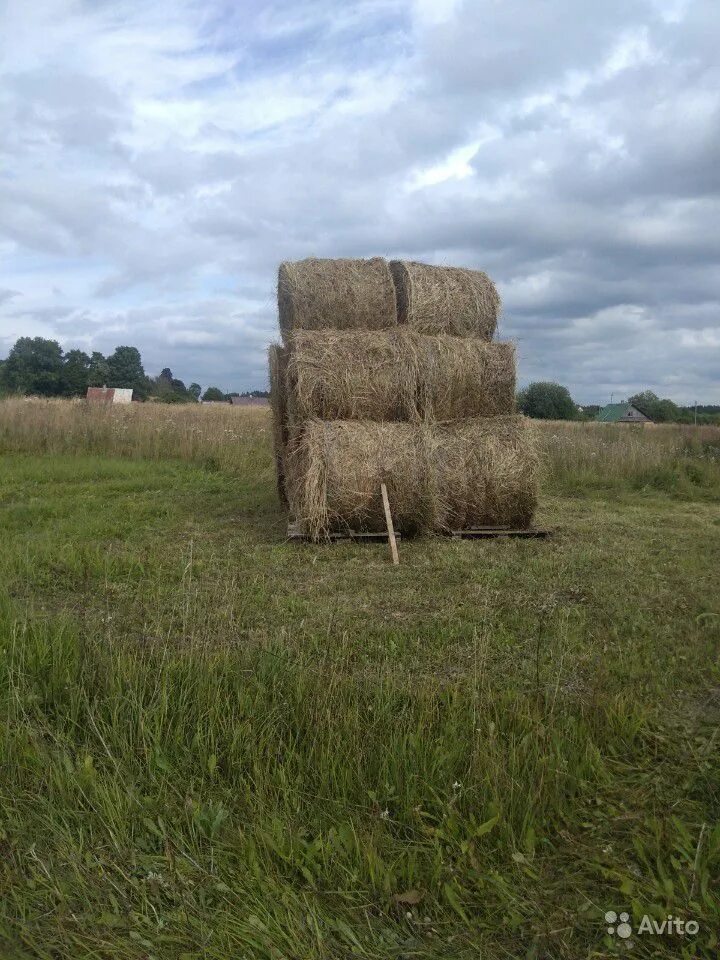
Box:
380 482 399 566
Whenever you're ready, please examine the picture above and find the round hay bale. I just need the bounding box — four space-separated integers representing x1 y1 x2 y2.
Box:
278 257 397 339
285 329 515 425
286 420 432 540
419 336 515 421
286 329 419 425
268 342 289 504
286 416 537 539
429 415 538 531
390 260 500 338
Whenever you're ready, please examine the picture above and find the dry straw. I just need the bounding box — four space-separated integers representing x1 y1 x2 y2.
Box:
286 329 515 425
419 334 515 422
286 415 537 539
278 257 397 339
268 343 289 503
286 329 416 424
429 415 538 531
390 260 500 339
286 420 432 541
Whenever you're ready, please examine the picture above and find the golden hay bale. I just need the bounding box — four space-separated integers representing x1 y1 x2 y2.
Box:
286 420 433 540
285 329 515 424
429 415 538 531
418 336 515 421
286 416 537 539
278 257 397 338
268 343 289 503
390 260 500 338
285 329 417 424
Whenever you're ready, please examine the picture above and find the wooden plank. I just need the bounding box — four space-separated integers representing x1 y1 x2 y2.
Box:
286 520 303 539
327 531 402 542
380 483 400 566
450 527 551 539
286 521 549 543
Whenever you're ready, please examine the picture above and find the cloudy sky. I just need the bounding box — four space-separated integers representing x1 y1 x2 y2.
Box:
1 0 718 402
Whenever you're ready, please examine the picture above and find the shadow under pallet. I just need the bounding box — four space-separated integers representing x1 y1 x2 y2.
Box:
286 521 551 542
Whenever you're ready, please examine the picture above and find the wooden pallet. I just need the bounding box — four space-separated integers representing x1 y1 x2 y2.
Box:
450 526 551 539
286 521 402 543
287 521 549 542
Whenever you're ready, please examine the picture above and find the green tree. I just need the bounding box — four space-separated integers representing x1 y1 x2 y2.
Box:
188 383 201 401
60 349 91 397
629 391 681 423
202 386 226 402
87 352 110 387
149 368 172 402
107 346 148 398
149 367 193 403
629 391 660 419
518 381 578 420
0 337 64 395
655 399 681 423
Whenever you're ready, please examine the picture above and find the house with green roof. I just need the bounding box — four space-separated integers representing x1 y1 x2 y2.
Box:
595 402 652 423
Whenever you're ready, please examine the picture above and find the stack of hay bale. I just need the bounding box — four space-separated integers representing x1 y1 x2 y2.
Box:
269 257 538 540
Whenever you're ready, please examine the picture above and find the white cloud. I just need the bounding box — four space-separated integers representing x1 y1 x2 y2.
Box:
0 0 719 400
680 328 720 349
412 0 462 27
410 141 482 188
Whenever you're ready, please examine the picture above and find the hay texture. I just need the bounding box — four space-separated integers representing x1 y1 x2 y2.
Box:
286 329 416 424
286 416 536 539
390 260 500 339
268 343 289 503
286 329 515 424
278 257 397 339
418 335 515 421
286 420 432 540
429 415 538 531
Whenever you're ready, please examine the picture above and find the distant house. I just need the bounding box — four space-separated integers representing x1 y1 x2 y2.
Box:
230 395 269 407
86 386 133 404
595 402 652 423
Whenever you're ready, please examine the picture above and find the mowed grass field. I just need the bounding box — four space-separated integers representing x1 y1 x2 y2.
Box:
0 398 719 959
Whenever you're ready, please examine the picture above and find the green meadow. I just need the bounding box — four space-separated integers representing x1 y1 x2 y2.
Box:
0 399 718 958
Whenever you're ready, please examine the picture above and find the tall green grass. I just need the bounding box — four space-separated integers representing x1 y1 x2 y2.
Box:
536 420 720 495
2 600 718 958
0 398 270 477
1 397 719 496
1 400 719 957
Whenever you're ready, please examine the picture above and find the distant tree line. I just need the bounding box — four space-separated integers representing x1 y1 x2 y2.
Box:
627 391 719 425
0 338 712 420
517 382 719 424
0 337 268 403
